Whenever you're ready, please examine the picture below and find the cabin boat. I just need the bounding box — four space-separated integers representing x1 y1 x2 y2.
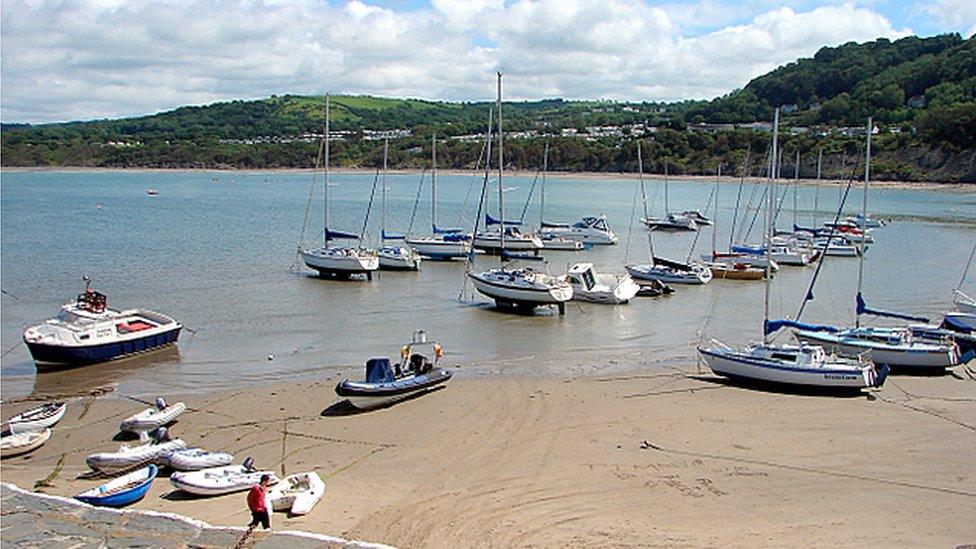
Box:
626 256 713 285
539 216 618 245
562 263 640 304
378 244 422 271
472 226 544 254
680 210 713 226
22 281 181 368
301 245 379 279
642 213 698 232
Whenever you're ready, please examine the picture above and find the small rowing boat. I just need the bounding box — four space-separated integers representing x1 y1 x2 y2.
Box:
75 464 158 507
267 471 326 515
1 427 52 458
4 402 67 433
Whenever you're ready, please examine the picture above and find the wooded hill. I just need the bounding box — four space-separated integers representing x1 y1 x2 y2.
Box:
2 34 974 182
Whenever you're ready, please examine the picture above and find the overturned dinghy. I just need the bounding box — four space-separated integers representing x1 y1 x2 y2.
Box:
75 464 158 507
169 457 279 496
267 471 326 515
164 448 235 471
336 330 452 410
120 397 186 433
86 427 186 474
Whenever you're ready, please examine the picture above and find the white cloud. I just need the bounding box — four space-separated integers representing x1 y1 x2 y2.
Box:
0 0 915 123
922 0 976 37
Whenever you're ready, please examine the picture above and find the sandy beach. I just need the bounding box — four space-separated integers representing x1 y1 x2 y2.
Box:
2 361 974 547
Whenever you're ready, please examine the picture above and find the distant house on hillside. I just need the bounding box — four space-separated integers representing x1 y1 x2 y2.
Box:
737 122 772 132
907 95 927 108
780 104 799 114
687 122 734 134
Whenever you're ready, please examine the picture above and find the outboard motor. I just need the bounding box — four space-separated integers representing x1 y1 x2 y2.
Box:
153 426 169 443
242 456 255 472
156 397 167 411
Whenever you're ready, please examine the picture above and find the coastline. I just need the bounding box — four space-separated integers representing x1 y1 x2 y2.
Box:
3 165 974 192
2 364 974 547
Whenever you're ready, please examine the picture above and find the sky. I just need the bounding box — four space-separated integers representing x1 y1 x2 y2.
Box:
1 0 973 124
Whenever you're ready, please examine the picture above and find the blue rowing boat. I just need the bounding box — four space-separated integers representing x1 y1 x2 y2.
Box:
75 464 158 507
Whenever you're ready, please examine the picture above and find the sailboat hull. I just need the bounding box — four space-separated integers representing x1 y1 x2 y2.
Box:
467 272 572 306
405 237 471 260
699 348 883 389
793 330 960 369
302 248 378 277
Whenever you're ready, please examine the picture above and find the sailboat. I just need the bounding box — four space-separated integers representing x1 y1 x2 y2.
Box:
785 118 961 370
626 143 713 285
299 95 379 279
467 73 573 315
698 109 887 391
641 164 698 232
404 134 473 260
702 166 765 281
535 141 616 246
532 142 583 251
376 139 422 270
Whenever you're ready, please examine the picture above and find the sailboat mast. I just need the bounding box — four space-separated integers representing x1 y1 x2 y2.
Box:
431 133 437 231
712 165 720 256
540 140 549 229
856 116 872 328
497 72 505 253
324 94 330 245
664 162 670 215
638 142 655 260
764 108 779 345
793 150 799 228
382 138 389 238
814 148 822 226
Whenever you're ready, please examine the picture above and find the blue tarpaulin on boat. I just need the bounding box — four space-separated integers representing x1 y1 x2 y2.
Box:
325 229 360 241
486 214 523 226
365 357 395 383
856 293 930 323
732 244 765 255
764 319 840 335
433 224 463 234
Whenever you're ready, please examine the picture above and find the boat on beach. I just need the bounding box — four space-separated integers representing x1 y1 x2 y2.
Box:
169 458 279 496
4 402 67 433
469 267 573 313
163 448 235 471
1 427 52 458
22 278 182 368
74 464 158 507
267 471 326 515
561 263 640 304
335 330 453 409
86 428 186 474
119 398 186 433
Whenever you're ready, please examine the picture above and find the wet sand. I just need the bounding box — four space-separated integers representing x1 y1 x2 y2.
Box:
2 363 975 547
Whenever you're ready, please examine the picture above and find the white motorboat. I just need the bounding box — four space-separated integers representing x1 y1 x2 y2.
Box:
540 216 617 245
378 244 422 270
699 341 886 389
642 213 698 232
164 448 235 471
86 429 186 474
1 427 52 458
562 263 640 304
120 398 186 433
813 236 862 257
539 235 584 250
298 94 379 280
680 210 713 226
468 267 573 313
846 213 885 229
4 402 67 433
22 279 181 368
267 471 326 515
169 459 279 496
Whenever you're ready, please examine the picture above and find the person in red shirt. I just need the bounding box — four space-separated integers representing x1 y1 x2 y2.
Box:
247 474 272 530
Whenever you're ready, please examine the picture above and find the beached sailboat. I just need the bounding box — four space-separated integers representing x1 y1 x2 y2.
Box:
377 139 422 270
467 73 573 314
22 278 182 368
299 95 379 279
786 118 961 370
405 134 473 260
698 110 887 391
626 144 713 285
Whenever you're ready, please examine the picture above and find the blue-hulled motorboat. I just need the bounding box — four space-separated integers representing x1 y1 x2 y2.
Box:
335 330 452 409
22 279 181 368
75 464 158 507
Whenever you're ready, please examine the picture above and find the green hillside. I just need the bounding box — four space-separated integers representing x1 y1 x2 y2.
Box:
2 34 974 182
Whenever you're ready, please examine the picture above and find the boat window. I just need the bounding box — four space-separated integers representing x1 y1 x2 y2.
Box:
770 352 796 362
582 270 596 289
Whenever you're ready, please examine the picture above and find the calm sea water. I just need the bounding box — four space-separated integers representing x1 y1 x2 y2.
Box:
2 169 974 399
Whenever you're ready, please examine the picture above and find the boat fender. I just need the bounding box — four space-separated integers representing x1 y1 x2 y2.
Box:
153 426 169 443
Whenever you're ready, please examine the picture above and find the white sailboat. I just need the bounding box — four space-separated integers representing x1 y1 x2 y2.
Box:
698 109 886 391
376 139 422 270
534 141 583 251
299 94 379 279
791 117 961 370
405 134 473 260
626 143 713 285
702 166 765 281
641 164 699 232
467 73 573 315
